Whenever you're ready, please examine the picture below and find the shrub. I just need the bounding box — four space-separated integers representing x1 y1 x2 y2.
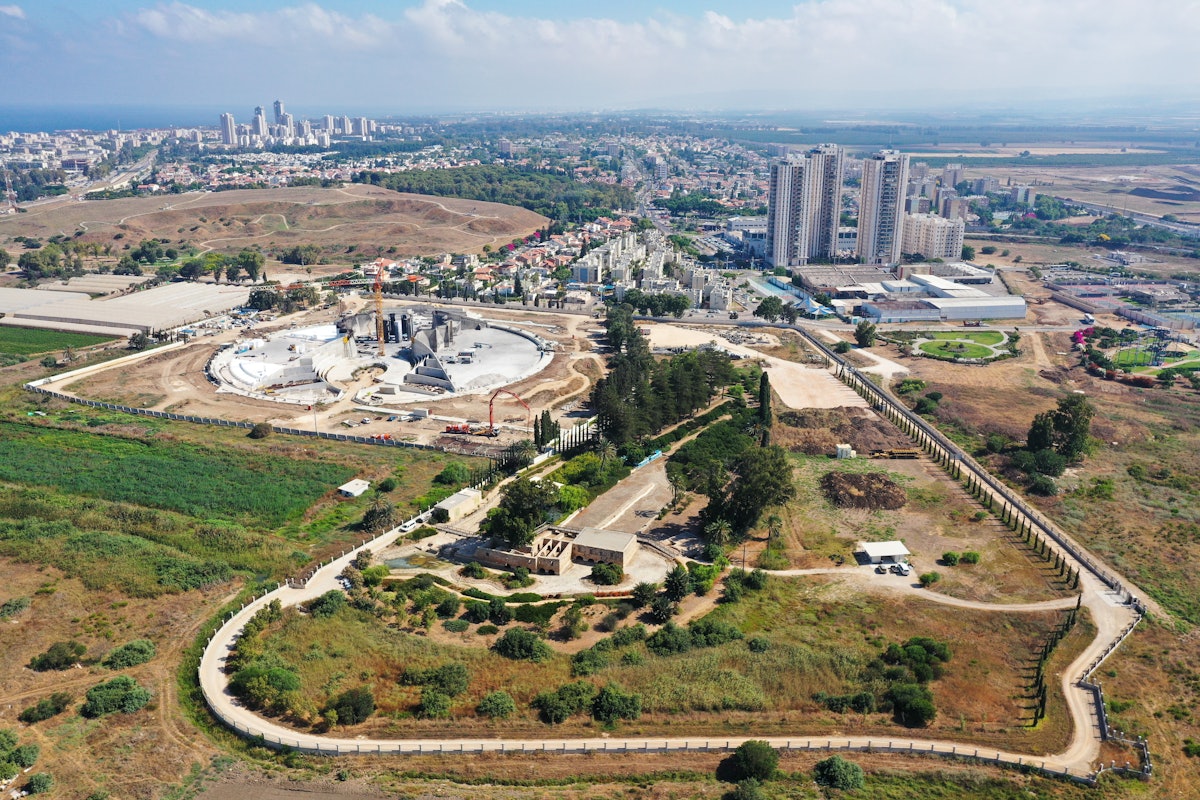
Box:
9 744 38 768
812 755 864 790
611 624 647 647
533 681 596 724
248 422 272 439
327 686 375 725
747 637 770 653
492 628 552 662
417 688 451 719
918 571 941 587
941 551 960 566
81 676 151 717
488 597 513 625
442 618 469 633
728 778 764 800
463 600 490 624
29 641 85 671
596 612 621 632
434 462 471 485
732 740 778 781
102 639 156 670
0 597 30 618
960 551 981 564
477 690 515 719
477 624 499 635
18 693 72 724
377 477 397 493
590 562 624 585
25 774 53 795
688 618 744 648
649 595 677 623
230 661 300 710
430 507 450 523
461 561 488 579
646 622 693 655
307 590 345 618
591 683 642 724
403 663 470 697
571 647 610 677
1028 474 1059 496
436 596 461 618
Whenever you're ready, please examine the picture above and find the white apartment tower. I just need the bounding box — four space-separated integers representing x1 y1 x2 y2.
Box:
252 106 268 137
902 213 965 261
273 100 286 125
765 144 844 268
219 113 236 146
858 150 910 266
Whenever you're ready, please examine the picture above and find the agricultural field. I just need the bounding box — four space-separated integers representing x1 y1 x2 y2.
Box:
0 325 115 355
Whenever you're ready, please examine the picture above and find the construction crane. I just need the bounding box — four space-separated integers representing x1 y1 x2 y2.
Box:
3 170 16 212
487 388 530 436
325 274 386 356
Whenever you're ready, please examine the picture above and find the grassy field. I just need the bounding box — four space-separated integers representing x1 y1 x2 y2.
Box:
248 575 1072 754
919 341 995 360
924 331 1006 346
1112 348 1156 367
0 326 115 355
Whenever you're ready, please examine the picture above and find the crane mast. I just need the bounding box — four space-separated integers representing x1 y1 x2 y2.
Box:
373 270 385 356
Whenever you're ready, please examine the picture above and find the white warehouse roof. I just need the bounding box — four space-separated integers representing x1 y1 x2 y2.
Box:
860 541 911 560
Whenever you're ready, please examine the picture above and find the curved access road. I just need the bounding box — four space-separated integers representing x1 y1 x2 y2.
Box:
198 514 1135 783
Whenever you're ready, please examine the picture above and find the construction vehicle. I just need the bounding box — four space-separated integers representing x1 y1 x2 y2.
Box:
486 388 530 436
870 448 922 459
444 423 471 434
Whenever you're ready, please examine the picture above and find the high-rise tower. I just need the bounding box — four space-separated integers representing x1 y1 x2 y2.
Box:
857 150 910 266
273 100 285 125
219 112 236 145
764 144 844 268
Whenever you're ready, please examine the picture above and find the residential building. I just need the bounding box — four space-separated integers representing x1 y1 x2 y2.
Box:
903 213 965 260
942 162 964 189
252 107 268 137
219 113 236 146
857 150 910 266
765 144 843 267
273 100 286 125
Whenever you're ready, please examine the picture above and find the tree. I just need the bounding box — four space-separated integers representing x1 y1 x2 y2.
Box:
39 355 57 368
361 497 396 533
632 582 658 608
327 686 375 725
765 514 782 543
237 249 265 282
704 518 732 547
1027 394 1094 461
732 740 779 781
854 320 877 347
886 683 937 727
29 641 86 671
591 683 642 724
757 372 771 427
663 564 692 601
961 244 976 261
722 445 796 534
0 248 9 269
919 571 941 587
834 340 852 354
812 755 865 790
649 595 677 623
417 688 451 719
128 331 150 351
753 296 784 322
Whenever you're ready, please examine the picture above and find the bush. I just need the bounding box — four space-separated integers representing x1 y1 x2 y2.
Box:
377 477 398 493
728 778 764 800
434 462 471 485
492 628 552 662
477 624 499 635
747 637 770 653
812 755 864 790
649 595 677 623
611 624 647 647
436 596 461 618
646 622 692 655
477 690 515 719
18 693 72 724
571 647 610 677
918 571 941 587
1028 474 1059 496
9 744 38 768
960 550 981 564
248 422 272 439
488 596 513 625
463 600 490 624
941 551 960 566
81 676 151 717
29 641 85 671
732 740 778 781
0 597 30 618
327 686 375 725
307 590 345 618
102 639 157 669
417 688 451 719
430 507 450 523
590 562 624 585
230 661 301 710
442 618 469 633
461 561 488 579
631 582 658 607
591 683 642 724
533 681 596 724
25 774 53 795
403 663 470 696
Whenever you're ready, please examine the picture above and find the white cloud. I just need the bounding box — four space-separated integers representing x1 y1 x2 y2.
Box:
93 0 1200 109
0 5 25 19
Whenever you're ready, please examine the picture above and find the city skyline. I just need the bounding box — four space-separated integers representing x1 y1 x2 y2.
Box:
1 1 1199 114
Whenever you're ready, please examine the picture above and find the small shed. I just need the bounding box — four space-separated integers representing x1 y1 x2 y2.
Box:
435 488 483 523
859 540 910 564
573 528 638 569
338 479 370 498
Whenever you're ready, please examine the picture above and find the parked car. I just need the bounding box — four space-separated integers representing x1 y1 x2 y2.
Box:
875 564 889 574
890 562 912 576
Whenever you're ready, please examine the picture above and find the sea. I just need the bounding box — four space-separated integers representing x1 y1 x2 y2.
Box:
0 105 230 134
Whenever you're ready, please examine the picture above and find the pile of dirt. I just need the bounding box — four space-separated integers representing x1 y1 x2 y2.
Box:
820 471 907 510
776 408 911 455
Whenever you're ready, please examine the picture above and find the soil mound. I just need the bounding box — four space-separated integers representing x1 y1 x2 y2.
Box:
776 408 911 455
820 471 907 510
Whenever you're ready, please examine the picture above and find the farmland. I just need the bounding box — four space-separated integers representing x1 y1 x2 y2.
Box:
0 326 115 355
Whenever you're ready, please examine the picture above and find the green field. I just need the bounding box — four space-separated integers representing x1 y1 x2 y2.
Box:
919 340 994 360
0 326 116 355
923 331 1005 346
0 422 355 527
1112 348 1155 367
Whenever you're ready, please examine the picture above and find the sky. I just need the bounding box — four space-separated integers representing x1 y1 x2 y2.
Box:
2 0 1198 119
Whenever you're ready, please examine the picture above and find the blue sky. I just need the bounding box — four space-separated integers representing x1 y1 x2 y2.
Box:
1 1 1197 117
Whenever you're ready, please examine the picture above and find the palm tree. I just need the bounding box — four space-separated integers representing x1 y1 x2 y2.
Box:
596 439 618 470
514 439 537 467
704 519 732 547
668 472 686 506
765 514 783 543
